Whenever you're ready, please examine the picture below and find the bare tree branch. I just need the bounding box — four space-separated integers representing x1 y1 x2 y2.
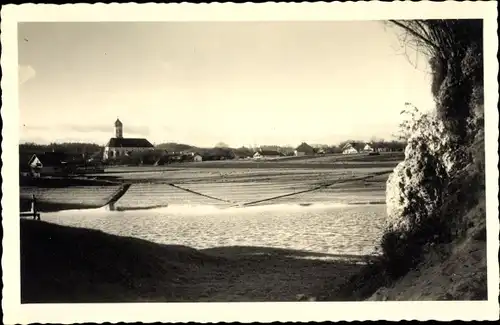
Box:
389 20 441 52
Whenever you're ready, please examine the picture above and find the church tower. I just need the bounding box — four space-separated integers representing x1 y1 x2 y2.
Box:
115 118 123 138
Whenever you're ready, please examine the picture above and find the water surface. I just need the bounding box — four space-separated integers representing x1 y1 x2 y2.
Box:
42 202 387 258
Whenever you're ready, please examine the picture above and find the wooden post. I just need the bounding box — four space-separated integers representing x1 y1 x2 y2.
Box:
32 194 40 221
20 195 41 220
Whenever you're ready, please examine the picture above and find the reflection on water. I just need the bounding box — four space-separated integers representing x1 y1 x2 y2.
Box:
42 202 387 257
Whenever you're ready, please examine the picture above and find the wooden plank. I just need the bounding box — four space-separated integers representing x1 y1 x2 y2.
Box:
20 212 40 219
20 212 39 215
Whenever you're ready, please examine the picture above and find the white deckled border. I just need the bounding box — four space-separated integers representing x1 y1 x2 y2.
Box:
1 2 499 324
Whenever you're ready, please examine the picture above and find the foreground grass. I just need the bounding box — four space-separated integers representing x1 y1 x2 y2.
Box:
21 220 369 303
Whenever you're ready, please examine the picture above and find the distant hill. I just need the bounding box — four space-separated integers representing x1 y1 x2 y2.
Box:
155 142 198 152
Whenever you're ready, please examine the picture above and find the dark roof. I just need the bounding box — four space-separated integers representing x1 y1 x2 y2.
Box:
106 137 154 148
115 118 122 126
29 152 65 167
257 150 281 156
343 142 367 151
295 142 314 153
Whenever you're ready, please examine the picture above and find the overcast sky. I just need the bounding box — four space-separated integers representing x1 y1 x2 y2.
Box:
18 21 435 147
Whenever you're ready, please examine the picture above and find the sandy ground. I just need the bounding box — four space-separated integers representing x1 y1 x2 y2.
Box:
367 197 487 301
21 220 370 303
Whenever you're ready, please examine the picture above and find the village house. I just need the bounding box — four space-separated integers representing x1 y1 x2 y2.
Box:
259 145 281 152
28 152 67 177
294 142 315 156
316 148 326 154
25 150 100 177
103 118 155 160
342 142 388 154
363 143 375 153
182 151 203 162
253 149 282 160
377 147 389 153
369 143 390 153
341 142 365 154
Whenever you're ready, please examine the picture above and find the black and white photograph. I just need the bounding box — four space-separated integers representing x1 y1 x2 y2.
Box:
1 2 498 323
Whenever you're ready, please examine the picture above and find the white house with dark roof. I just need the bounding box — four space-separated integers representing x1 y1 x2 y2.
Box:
342 142 364 154
103 118 155 160
253 149 282 160
294 142 315 156
363 143 375 152
342 142 376 154
28 152 67 177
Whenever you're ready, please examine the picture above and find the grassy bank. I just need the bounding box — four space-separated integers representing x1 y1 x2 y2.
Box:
21 220 371 303
321 195 487 301
320 19 488 302
321 133 487 301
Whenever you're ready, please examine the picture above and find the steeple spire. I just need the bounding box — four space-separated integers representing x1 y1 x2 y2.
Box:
115 118 123 138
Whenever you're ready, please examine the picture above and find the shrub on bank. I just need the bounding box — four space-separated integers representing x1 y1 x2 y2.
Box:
382 111 452 278
321 20 485 300
379 19 484 280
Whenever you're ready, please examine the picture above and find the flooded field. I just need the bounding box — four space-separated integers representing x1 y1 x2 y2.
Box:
22 166 392 258
98 166 392 184
42 202 387 258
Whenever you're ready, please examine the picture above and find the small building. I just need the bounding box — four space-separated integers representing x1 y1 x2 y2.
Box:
28 152 67 177
253 150 282 160
294 142 315 156
363 143 375 153
369 143 390 153
342 142 366 155
183 151 203 162
377 147 389 153
103 118 155 160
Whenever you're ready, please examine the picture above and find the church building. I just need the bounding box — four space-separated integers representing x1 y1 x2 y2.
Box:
103 118 155 160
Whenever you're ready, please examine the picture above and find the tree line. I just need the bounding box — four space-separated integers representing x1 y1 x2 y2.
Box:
19 142 103 158
20 137 407 163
